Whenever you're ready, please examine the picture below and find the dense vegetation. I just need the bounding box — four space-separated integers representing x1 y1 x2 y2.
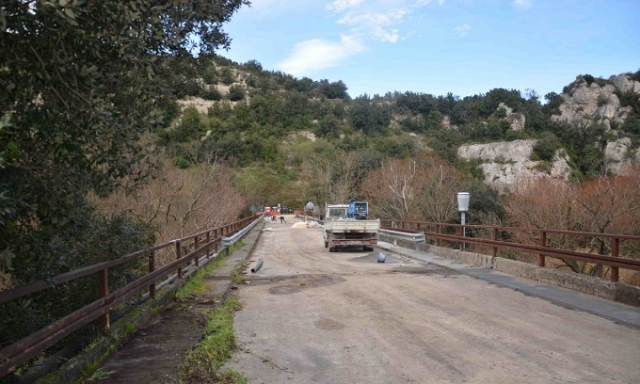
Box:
157 54 639 206
0 0 248 376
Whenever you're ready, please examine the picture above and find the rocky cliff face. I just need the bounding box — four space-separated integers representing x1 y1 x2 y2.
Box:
458 140 571 191
459 73 639 191
554 73 640 174
553 74 639 130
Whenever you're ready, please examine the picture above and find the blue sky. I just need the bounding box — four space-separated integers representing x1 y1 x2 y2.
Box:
221 0 640 99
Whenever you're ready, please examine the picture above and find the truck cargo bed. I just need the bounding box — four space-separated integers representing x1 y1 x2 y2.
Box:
326 219 380 233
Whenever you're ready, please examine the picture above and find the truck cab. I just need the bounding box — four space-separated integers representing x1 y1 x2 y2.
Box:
348 201 368 220
323 203 379 252
326 204 349 220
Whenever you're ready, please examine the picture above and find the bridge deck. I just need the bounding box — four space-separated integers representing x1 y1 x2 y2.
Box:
89 216 640 384
224 217 640 383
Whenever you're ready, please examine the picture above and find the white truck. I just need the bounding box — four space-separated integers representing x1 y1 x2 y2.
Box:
323 203 380 252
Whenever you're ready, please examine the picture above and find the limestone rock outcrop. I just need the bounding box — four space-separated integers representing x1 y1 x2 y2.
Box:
497 102 526 131
458 140 572 191
553 74 640 130
604 138 640 174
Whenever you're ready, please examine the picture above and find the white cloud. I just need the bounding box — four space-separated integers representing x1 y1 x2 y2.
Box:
324 0 444 44
415 0 445 5
337 10 407 42
513 0 533 10
278 35 367 76
327 0 366 12
455 24 471 37
277 0 444 75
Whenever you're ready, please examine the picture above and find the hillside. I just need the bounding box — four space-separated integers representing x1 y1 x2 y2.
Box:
161 55 640 194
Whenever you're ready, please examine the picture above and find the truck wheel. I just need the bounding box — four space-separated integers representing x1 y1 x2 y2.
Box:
329 247 334 252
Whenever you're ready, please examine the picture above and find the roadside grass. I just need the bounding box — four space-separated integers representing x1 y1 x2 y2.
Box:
179 297 246 383
175 240 245 301
87 368 116 382
175 240 248 383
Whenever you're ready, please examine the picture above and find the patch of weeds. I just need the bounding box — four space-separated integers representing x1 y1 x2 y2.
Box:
176 277 208 301
227 240 245 254
231 274 245 285
123 322 136 336
86 368 117 382
176 258 225 301
230 262 246 285
86 334 102 349
149 305 163 317
176 239 247 301
218 369 248 384
179 297 244 383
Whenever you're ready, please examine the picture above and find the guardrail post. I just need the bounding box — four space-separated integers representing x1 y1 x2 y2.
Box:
435 224 441 246
206 232 211 259
176 240 183 279
539 231 546 267
97 269 110 336
611 238 619 282
149 251 156 299
194 236 200 267
493 227 498 257
401 221 405 230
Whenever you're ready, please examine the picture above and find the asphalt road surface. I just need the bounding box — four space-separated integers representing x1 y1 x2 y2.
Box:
224 217 640 384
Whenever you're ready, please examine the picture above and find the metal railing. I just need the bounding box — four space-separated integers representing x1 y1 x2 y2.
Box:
380 219 640 282
0 215 261 377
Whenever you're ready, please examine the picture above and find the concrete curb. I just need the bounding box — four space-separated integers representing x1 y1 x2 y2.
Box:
377 236 640 330
378 233 640 308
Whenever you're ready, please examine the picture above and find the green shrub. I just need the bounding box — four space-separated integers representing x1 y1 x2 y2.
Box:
505 129 529 141
227 85 245 101
532 132 561 161
173 106 205 142
203 65 217 84
179 79 203 98
220 67 234 85
583 74 595 86
202 87 222 101
172 156 191 168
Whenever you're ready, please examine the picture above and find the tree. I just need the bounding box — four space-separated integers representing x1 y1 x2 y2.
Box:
361 153 469 222
350 95 391 135
504 179 582 268
0 0 248 283
571 173 640 276
315 113 341 139
227 84 246 101
220 67 235 85
173 106 206 143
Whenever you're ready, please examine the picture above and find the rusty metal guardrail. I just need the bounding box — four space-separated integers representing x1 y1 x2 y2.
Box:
0 214 262 377
380 219 640 283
